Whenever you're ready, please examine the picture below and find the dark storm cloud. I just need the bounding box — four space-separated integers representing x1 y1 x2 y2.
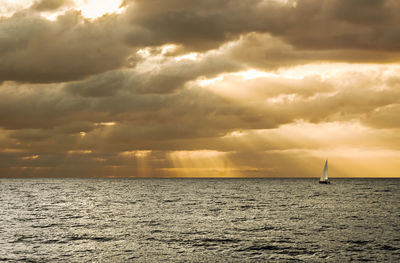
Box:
0 83 89 130
66 71 127 97
66 49 241 96
63 31 400 99
0 56 399 138
122 0 305 51
329 0 388 25
228 33 400 70
0 10 131 83
1 83 275 142
1 0 400 84
8 128 52 142
2 67 400 155
123 0 400 51
280 0 400 51
31 0 73 11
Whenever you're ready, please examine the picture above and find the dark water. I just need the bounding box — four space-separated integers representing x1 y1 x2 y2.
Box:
0 178 399 262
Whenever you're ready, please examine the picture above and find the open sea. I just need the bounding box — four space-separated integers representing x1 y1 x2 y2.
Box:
0 178 399 262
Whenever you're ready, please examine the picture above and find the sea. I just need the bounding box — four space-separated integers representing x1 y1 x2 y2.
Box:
0 178 399 262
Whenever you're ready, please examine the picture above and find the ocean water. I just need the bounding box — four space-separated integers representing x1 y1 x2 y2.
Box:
0 178 399 262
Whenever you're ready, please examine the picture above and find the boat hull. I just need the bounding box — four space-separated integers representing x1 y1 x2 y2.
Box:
319 181 330 184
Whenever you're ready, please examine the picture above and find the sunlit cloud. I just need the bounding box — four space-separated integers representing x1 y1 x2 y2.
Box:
136 48 152 58
74 0 125 19
6 0 127 21
263 0 297 7
0 0 34 17
67 150 92 154
225 130 245 138
200 63 400 89
198 76 224 87
161 44 179 55
95 122 117 127
1 148 26 153
119 150 152 158
21 154 40 160
175 52 202 62
232 70 289 80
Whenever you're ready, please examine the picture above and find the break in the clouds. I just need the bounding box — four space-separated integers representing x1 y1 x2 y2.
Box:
1 0 400 178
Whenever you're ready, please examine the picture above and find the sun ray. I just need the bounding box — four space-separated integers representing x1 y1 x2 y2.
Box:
167 150 237 177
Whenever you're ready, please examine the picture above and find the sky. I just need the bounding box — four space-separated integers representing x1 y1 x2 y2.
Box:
1 0 400 178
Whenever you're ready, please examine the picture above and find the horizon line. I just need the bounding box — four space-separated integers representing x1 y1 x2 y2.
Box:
1 176 399 179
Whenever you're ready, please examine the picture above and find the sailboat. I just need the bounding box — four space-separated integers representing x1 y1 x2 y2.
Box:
319 159 330 184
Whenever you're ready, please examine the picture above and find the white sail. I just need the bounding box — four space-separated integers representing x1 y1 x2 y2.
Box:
320 160 329 182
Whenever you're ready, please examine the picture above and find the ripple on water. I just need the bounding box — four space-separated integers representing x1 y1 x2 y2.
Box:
0 178 399 262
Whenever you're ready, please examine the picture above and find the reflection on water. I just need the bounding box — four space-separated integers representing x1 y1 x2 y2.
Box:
0 178 399 262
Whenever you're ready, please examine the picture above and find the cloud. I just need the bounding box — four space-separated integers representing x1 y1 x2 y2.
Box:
65 47 241 96
0 10 131 83
2 0 400 84
365 104 400 129
269 0 399 51
122 0 400 52
228 33 400 70
1 0 400 177
2 65 400 153
31 0 73 11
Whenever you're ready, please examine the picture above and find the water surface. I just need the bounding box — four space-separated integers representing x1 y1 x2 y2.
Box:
0 178 399 262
